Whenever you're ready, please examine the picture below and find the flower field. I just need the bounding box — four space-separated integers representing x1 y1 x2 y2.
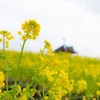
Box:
0 51 100 100
0 19 100 100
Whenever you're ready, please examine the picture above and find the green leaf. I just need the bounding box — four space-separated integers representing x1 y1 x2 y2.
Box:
3 67 12 74
26 83 30 89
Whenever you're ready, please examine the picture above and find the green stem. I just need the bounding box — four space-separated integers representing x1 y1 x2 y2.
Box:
15 39 26 85
18 63 49 99
42 46 45 55
97 96 99 100
29 63 49 87
3 36 8 99
18 45 46 99
43 79 44 99
68 93 71 100
3 36 5 56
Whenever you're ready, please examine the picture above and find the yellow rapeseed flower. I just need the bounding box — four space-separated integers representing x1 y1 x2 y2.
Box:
17 85 21 94
92 98 96 100
44 96 48 100
5 41 9 45
18 31 22 35
0 72 5 89
7 32 11 35
6 45 9 48
96 90 100 96
21 19 41 40
10 35 14 39
22 34 27 40
77 80 87 94
0 38 2 42
0 30 14 48
82 96 86 100
40 49 42 53
44 40 47 43
97 82 100 86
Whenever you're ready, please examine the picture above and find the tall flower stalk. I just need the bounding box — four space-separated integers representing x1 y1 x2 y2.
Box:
3 36 8 92
0 30 14 100
15 19 41 85
15 40 26 85
0 30 14 91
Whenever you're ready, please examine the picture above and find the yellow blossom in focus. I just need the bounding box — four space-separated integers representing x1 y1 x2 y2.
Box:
21 19 41 40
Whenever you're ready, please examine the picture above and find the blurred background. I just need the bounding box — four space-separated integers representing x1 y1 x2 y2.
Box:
0 0 100 57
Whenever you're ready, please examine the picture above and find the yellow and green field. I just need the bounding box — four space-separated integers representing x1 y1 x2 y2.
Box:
0 20 100 100
0 50 100 100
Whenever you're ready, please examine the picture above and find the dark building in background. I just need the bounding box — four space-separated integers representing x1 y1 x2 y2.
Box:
54 45 77 53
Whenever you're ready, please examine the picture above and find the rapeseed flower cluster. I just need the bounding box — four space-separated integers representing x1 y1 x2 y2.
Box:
77 80 87 94
17 85 21 94
96 82 100 96
84 65 100 79
0 72 5 98
40 67 57 82
39 44 70 99
0 30 14 48
44 40 52 54
40 40 52 55
18 19 41 40
48 70 70 99
39 40 53 64
0 72 5 89
1 50 100 99
19 88 28 100
96 90 100 96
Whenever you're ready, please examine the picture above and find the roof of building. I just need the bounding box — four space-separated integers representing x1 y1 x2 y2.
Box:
54 45 77 53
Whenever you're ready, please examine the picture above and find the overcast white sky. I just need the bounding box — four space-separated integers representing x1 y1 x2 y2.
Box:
0 0 100 57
